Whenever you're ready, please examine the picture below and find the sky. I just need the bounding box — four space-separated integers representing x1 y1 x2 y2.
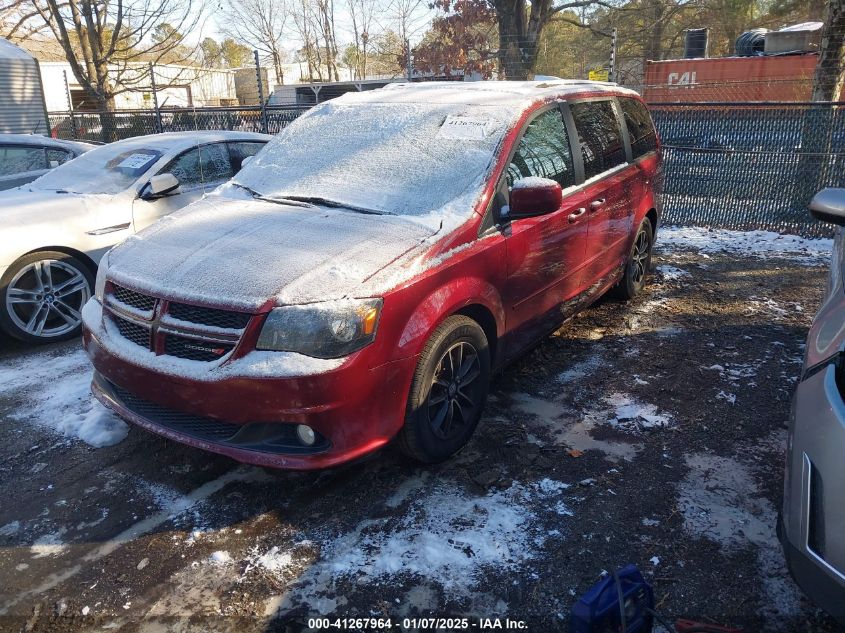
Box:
204 0 435 53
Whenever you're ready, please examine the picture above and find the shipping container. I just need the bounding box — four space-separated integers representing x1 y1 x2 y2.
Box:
0 38 49 134
643 54 818 103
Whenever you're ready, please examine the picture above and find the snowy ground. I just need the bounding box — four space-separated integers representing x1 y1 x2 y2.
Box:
0 226 841 632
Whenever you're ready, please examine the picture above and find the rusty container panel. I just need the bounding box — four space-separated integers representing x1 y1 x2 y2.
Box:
643 54 817 102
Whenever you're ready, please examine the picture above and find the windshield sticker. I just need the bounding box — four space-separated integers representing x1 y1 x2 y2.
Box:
115 153 157 171
437 115 497 140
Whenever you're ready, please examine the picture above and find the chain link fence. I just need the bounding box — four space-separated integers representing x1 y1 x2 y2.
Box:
47 106 311 143
45 87 843 238
650 102 843 238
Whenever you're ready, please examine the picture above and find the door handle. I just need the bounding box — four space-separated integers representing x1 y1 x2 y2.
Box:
567 207 587 223
590 198 606 211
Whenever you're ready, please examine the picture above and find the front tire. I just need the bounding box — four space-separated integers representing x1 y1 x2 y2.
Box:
614 218 654 300
0 251 94 344
398 315 491 463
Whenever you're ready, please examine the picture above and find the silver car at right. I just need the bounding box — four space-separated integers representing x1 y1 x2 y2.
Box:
780 186 845 623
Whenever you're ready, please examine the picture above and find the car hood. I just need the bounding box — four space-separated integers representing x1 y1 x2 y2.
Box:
0 188 91 224
107 195 443 310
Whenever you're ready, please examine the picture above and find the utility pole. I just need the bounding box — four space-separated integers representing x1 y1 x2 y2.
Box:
254 50 269 134
610 28 618 83
148 63 163 134
63 70 78 140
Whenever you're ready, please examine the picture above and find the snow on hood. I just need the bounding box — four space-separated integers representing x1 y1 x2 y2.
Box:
0 187 88 221
107 194 441 309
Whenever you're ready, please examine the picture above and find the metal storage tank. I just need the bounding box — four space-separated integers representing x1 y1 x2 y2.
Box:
0 38 49 134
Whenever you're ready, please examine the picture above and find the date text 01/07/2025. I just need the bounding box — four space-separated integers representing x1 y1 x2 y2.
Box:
307 617 530 630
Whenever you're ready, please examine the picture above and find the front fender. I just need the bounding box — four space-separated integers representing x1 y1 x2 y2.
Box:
391 273 506 363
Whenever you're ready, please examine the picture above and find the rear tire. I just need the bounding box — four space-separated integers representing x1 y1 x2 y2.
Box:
614 218 654 300
398 315 491 463
0 251 94 344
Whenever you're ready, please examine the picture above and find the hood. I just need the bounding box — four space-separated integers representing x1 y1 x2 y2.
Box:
107 195 442 310
0 188 89 225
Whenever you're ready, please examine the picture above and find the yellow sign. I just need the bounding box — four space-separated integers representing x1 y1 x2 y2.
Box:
589 69 610 82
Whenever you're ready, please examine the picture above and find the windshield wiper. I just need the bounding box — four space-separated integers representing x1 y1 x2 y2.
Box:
232 183 316 209
282 195 390 216
232 184 389 215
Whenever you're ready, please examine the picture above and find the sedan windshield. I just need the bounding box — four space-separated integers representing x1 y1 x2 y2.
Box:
31 142 162 195
234 100 512 218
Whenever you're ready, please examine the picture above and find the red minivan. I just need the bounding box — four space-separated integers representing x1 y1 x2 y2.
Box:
82 81 662 469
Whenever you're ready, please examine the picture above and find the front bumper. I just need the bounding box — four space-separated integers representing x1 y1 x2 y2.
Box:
83 300 416 470
780 365 845 622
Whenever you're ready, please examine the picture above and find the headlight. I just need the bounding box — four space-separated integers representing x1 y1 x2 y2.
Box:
256 298 383 359
94 253 110 302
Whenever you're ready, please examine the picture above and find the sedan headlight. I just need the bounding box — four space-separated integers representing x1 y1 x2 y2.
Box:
94 253 110 302
256 298 383 359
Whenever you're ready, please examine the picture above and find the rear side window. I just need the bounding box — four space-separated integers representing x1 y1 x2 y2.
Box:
46 148 74 167
570 101 626 179
0 145 47 176
167 143 234 187
619 98 658 158
228 142 265 172
506 108 576 189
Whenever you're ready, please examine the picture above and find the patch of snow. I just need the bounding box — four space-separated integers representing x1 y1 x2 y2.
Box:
558 352 606 384
649 556 660 566
656 265 691 280
0 521 21 536
30 530 68 558
209 550 232 565
607 393 673 429
252 546 294 574
678 449 801 622
0 348 128 447
511 392 642 461
266 478 575 615
657 226 832 264
81 606 90 616
716 390 737 405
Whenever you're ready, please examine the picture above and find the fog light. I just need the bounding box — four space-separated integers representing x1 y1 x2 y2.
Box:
296 424 316 446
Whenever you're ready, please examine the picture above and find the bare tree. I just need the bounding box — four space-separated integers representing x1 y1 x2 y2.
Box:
493 0 616 79
13 0 202 111
291 0 340 81
315 0 340 80
346 0 379 79
813 0 843 101
221 0 289 84
292 0 321 81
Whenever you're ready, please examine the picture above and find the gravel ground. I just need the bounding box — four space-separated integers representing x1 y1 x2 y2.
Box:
0 233 842 633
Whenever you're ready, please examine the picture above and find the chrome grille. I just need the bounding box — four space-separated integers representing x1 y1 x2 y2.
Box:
164 334 234 362
111 314 151 348
111 284 156 313
168 302 251 330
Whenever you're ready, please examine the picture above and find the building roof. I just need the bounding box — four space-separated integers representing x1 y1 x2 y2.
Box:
0 37 35 61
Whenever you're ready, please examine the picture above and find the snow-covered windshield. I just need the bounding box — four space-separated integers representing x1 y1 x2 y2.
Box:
31 142 163 195
234 100 512 218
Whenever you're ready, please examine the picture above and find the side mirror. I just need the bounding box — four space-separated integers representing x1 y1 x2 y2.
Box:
810 188 845 226
141 173 180 200
240 155 254 169
507 177 563 219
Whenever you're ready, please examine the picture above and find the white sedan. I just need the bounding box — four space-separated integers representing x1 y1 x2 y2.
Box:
0 130 271 343
0 134 96 191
